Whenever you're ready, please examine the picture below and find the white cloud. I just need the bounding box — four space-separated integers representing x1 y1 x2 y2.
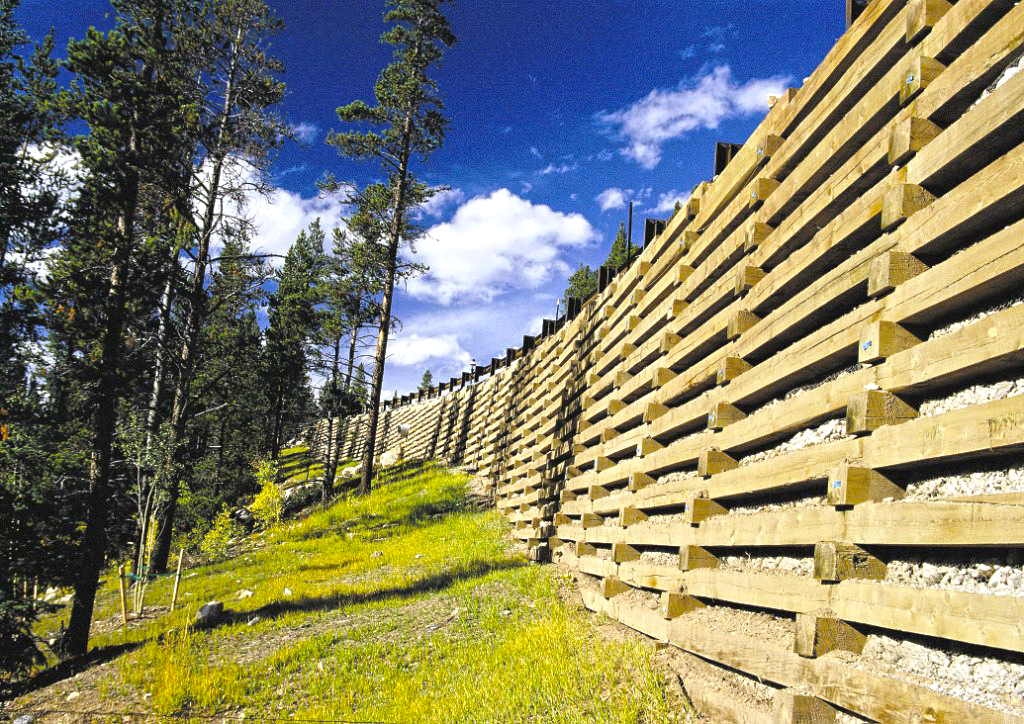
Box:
647 189 691 215
405 188 599 305
596 187 628 212
530 145 543 159
596 65 792 168
538 162 578 175
289 121 320 144
415 187 465 219
242 185 348 265
387 332 472 369
520 181 533 194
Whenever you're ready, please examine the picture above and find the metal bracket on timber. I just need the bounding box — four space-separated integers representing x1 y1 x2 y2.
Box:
868 251 930 298
621 506 648 526
699 449 738 477
744 221 773 253
900 54 945 106
858 320 922 364
661 591 705 619
748 177 780 210
846 389 918 435
684 496 727 526
679 545 719 571
888 116 943 166
613 543 641 563
826 464 905 507
795 612 867 658
708 402 746 431
774 690 841 722
629 472 655 492
602 577 630 599
598 266 615 293
734 265 766 296
727 309 760 340
814 541 887 583
906 0 953 44
716 356 752 386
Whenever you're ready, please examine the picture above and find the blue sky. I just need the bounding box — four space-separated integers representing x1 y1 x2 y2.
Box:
17 0 845 396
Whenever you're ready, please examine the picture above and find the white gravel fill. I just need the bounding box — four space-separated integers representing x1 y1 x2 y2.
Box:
919 374 1024 417
904 465 1024 500
850 633 1024 716
739 418 849 467
727 496 826 517
929 293 1024 340
722 554 814 577
883 558 1024 598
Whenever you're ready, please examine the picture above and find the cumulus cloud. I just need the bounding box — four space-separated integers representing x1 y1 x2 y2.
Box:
596 65 792 168
405 188 599 305
595 187 652 213
596 187 628 212
387 332 472 369
647 189 691 215
415 187 465 219
242 185 348 264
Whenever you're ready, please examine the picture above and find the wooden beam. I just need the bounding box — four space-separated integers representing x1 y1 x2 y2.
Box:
773 690 839 723
867 251 930 298
795 613 866 658
613 543 641 563
826 464 904 507
708 402 746 431
858 321 921 364
814 542 886 583
744 220 773 252
602 577 629 599
906 0 953 44
716 356 753 386
846 390 918 435
685 497 727 526
661 591 705 619
698 449 738 477
899 54 945 106
881 182 937 231
621 506 649 527
679 545 719 571
888 116 942 166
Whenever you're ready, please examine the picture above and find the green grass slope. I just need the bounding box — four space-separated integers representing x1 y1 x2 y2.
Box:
9 463 683 723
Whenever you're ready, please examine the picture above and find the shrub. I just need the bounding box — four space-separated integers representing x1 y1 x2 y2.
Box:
199 505 240 561
0 595 44 681
250 459 282 529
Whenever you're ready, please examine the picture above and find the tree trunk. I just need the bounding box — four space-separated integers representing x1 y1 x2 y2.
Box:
322 335 341 503
64 194 136 657
358 113 413 495
149 43 240 573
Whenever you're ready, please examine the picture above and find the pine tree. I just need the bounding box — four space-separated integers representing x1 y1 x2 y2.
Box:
53 0 204 656
148 0 286 574
563 263 597 307
419 369 433 391
263 221 327 459
605 222 641 270
326 0 455 494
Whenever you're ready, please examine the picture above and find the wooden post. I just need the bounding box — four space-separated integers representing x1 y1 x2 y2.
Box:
118 563 128 627
169 549 184 613
795 613 866 657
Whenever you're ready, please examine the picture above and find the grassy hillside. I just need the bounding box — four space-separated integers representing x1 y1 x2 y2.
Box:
9 462 685 722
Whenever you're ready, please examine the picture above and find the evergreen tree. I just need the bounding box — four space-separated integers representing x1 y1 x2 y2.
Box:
562 263 597 307
326 0 455 494
605 221 641 270
52 0 203 656
419 369 433 391
263 221 327 459
148 0 286 574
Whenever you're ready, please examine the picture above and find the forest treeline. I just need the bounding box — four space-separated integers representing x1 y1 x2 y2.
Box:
0 0 455 672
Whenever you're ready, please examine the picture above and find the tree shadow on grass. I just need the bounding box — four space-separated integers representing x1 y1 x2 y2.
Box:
211 557 527 630
2 640 143 703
